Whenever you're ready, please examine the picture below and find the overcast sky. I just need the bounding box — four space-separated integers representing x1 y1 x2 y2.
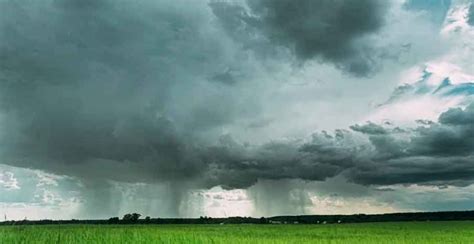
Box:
1 0 474 220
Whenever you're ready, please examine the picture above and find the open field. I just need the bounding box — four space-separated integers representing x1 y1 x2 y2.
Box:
1 221 474 244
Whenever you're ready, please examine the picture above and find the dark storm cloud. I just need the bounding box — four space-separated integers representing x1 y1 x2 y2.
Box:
200 130 364 189
210 0 388 76
200 103 474 188
439 105 474 125
0 0 225 183
1 0 473 194
348 156 474 186
347 103 474 186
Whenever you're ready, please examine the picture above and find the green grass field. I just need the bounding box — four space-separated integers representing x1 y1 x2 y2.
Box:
1 221 474 244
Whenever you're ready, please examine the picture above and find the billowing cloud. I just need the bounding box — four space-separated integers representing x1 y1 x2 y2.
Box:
0 0 235 184
202 103 474 188
0 0 380 188
210 0 389 76
347 103 474 186
201 130 360 189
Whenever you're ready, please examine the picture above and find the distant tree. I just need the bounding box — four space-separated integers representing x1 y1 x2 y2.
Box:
122 213 141 223
108 217 120 224
122 214 133 221
145 216 151 221
131 213 141 221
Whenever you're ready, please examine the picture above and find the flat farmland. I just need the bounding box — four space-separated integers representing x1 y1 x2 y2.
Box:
1 221 474 244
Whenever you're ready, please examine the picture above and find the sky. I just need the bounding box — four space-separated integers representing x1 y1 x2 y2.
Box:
0 0 474 220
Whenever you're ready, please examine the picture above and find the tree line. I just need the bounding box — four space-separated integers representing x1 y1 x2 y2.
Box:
2 210 474 225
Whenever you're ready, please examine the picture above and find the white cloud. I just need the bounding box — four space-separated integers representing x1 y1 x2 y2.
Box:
0 171 20 190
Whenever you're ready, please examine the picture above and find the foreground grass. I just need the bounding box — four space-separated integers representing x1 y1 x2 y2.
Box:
1 221 474 244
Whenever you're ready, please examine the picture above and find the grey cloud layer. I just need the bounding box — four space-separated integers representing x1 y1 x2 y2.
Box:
205 103 474 188
210 0 388 76
0 0 472 193
349 103 474 186
348 104 473 186
0 0 230 182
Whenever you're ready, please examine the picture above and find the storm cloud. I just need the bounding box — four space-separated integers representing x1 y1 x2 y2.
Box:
210 0 388 76
347 103 474 186
202 103 474 188
1 0 473 218
0 0 238 184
